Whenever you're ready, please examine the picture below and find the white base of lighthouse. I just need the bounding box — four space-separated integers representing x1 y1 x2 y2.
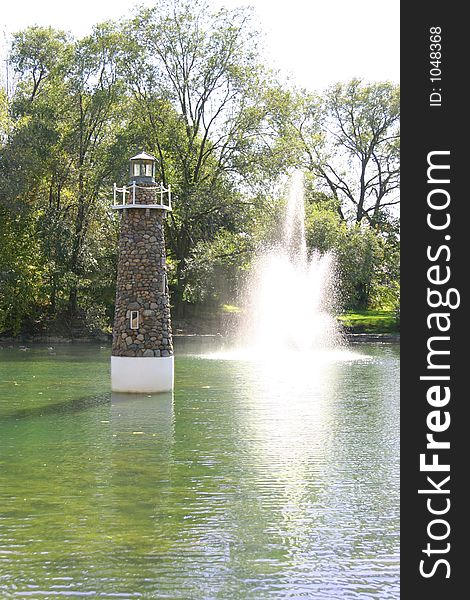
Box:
111 356 174 393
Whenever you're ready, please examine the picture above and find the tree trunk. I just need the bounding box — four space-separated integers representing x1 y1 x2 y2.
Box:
67 169 86 320
68 286 78 318
49 274 57 314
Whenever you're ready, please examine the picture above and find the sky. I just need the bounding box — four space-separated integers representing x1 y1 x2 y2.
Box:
0 0 399 92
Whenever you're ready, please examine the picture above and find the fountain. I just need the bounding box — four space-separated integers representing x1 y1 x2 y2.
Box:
242 171 341 355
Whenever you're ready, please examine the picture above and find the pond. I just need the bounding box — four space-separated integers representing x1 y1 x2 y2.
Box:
0 338 399 599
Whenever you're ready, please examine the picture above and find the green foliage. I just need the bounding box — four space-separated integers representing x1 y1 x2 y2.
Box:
0 207 46 334
0 89 11 140
0 2 400 336
1 23 126 334
305 195 399 310
182 229 253 305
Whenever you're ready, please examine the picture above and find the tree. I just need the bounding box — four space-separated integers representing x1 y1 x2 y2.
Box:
0 88 10 141
0 24 127 333
296 79 399 224
9 26 69 103
59 23 125 318
120 0 289 313
0 206 46 334
304 191 399 310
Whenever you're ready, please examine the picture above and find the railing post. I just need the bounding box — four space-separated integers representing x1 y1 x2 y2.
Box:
113 183 116 205
168 185 172 210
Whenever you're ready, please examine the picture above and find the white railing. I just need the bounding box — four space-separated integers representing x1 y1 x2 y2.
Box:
112 181 172 210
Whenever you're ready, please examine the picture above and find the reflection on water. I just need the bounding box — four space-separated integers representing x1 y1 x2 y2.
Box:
0 341 399 598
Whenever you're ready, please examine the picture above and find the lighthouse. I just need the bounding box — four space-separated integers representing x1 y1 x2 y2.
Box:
110 151 174 393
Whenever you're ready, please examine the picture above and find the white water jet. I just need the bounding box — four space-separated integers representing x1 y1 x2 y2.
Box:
242 171 341 355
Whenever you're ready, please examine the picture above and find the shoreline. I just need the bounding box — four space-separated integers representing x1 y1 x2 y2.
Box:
0 332 400 346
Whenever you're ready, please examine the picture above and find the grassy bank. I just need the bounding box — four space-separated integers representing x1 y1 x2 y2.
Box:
338 310 399 334
219 305 400 335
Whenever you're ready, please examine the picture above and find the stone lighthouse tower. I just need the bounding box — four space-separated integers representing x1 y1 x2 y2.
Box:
111 151 174 393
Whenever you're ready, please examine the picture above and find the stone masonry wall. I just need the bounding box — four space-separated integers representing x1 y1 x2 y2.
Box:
112 184 173 357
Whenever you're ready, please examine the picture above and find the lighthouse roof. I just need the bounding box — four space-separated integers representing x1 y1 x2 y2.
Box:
130 151 156 161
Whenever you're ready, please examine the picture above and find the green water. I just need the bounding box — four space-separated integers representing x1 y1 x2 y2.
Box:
0 339 399 599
